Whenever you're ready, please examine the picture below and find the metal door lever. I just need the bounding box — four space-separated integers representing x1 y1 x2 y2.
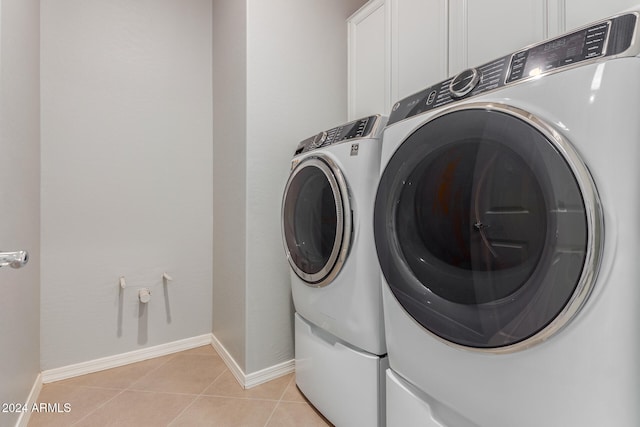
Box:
0 251 29 269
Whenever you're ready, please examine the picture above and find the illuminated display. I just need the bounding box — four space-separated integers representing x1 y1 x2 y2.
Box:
524 31 587 77
507 22 610 83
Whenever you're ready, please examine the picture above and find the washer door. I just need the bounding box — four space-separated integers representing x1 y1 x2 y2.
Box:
374 103 602 352
282 155 352 287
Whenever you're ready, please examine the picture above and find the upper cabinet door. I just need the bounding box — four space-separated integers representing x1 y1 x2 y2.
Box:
389 0 448 103
449 0 546 75
564 0 639 31
348 0 389 120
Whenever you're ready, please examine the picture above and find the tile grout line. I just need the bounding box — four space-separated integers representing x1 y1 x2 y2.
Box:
41 347 297 426
30 348 215 426
196 393 281 402
166 354 230 426
70 388 128 426
68 350 183 426
125 350 182 391
262 372 296 427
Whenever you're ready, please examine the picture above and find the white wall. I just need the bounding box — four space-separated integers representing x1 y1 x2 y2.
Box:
212 0 247 371
0 0 40 425
40 0 213 370
245 0 367 373
212 0 366 375
38 0 364 377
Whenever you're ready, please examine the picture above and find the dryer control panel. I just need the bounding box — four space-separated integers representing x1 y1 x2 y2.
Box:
293 115 381 155
388 12 637 126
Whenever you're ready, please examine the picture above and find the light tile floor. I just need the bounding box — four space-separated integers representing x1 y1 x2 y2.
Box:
28 346 332 426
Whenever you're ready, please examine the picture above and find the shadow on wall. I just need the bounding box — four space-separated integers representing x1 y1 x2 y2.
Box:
138 302 148 345
116 275 175 344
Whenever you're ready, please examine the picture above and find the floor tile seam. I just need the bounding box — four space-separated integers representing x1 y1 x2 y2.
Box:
69 388 127 426
200 369 292 402
263 400 316 427
264 400 318 427
279 397 310 403
192 365 229 396
252 374 305 426
277 374 297 403
165 366 228 426
198 393 282 402
164 393 201 427
35 350 217 426
262 400 280 427
280 400 314 406
125 352 225 393
58 383 127 392
120 387 204 397
124 365 226 397
124 352 180 391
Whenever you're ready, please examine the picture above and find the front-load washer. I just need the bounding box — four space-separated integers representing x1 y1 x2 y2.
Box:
374 9 640 427
282 115 389 426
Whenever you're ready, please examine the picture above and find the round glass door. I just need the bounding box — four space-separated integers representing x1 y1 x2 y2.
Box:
282 155 351 287
374 103 602 351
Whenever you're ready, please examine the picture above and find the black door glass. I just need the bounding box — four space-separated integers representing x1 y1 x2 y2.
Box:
398 140 547 304
374 108 590 349
284 165 338 276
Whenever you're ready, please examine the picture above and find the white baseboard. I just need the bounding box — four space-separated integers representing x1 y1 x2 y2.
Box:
39 333 294 392
41 334 212 383
210 333 294 389
210 333 246 388
15 373 42 427
245 358 295 389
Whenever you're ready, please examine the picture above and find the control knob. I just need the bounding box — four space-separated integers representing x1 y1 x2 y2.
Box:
449 68 481 99
311 131 328 148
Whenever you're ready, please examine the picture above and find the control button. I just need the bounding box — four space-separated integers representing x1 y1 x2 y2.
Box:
449 68 481 98
426 90 437 105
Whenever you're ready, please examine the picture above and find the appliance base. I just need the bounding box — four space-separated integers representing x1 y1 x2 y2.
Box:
295 313 388 426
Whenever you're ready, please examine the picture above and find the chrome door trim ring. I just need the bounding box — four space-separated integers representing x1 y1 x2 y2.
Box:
282 154 352 287
386 102 603 354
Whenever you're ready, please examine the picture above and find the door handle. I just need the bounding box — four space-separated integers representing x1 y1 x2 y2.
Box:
0 251 29 269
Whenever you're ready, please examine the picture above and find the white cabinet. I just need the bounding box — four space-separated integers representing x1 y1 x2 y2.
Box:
348 0 448 118
348 0 388 120
389 0 448 102
449 0 546 75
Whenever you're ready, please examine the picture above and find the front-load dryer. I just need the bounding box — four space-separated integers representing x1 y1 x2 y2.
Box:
375 9 640 427
282 115 388 426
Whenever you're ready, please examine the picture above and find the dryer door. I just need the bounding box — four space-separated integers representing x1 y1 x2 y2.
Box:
282 155 352 287
374 103 602 352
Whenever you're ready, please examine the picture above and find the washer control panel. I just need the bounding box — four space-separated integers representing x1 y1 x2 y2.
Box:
388 12 636 126
294 115 380 155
